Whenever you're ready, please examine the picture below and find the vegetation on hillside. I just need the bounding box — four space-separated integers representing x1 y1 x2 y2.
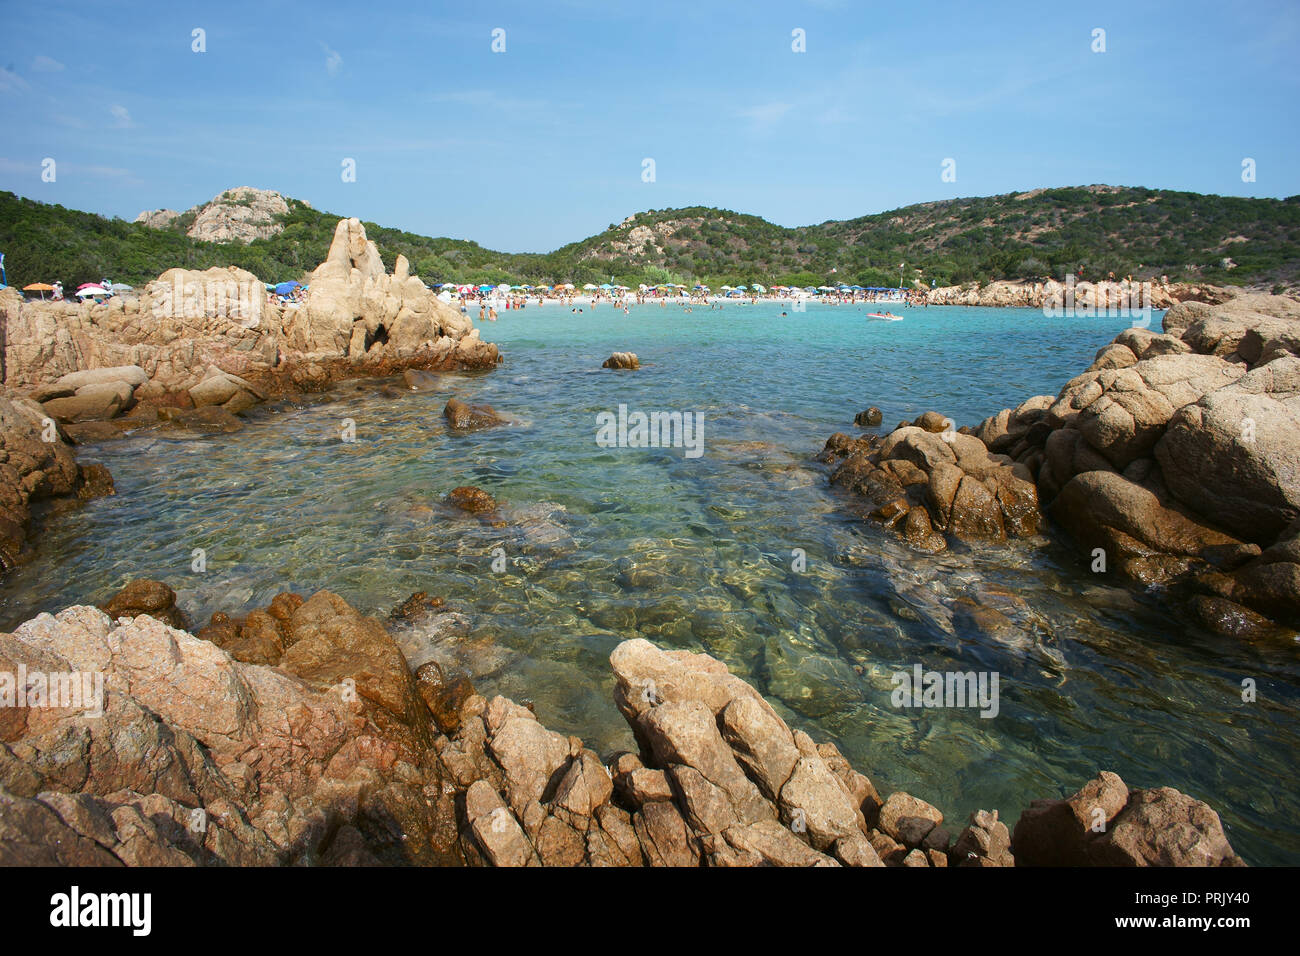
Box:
2 185 1296 293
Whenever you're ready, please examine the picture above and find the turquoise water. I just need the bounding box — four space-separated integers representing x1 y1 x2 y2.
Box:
4 302 1298 865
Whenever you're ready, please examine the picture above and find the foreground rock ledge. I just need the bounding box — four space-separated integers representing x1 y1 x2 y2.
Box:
0 591 1244 866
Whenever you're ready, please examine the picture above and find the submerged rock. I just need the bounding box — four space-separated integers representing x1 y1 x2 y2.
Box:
444 397 505 431
446 485 498 513
156 405 245 434
99 579 188 631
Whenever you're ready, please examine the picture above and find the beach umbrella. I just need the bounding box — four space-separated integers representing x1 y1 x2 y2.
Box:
23 282 54 300
76 282 105 292
109 283 133 294
274 281 300 296
752 283 766 293
735 285 748 290
76 287 106 298
583 283 597 290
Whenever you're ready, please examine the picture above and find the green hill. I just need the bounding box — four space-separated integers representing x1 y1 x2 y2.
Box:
563 187 1300 291
2 185 1297 294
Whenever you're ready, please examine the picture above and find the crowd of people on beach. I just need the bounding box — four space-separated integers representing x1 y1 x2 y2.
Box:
432 282 935 322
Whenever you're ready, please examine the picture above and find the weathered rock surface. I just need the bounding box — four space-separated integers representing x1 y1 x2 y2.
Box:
136 187 306 244
972 294 1300 636
0 217 500 410
444 397 505 431
602 352 640 370
925 278 1234 310
821 414 1040 553
0 394 113 570
0 593 1246 867
446 486 498 514
1012 771 1245 867
99 579 188 631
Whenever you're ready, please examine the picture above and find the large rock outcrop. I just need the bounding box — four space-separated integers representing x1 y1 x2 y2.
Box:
0 394 113 570
821 411 1041 554
974 294 1300 636
0 589 1244 866
135 187 302 244
0 218 499 412
286 217 490 368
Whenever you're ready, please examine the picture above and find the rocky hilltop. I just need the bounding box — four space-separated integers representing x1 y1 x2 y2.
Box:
135 186 305 244
0 583 1244 866
824 293 1300 640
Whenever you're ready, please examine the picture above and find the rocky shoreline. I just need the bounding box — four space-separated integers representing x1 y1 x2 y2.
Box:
0 239 1285 865
824 293 1300 640
0 582 1245 866
0 216 499 566
0 395 114 570
922 278 1238 309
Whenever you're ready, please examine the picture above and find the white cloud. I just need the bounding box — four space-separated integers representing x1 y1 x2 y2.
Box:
110 104 134 127
322 43 342 76
80 164 131 178
738 102 793 129
32 55 64 72
0 67 30 93
427 89 553 113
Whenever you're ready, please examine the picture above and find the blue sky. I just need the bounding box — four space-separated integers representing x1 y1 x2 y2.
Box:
1 0 1296 252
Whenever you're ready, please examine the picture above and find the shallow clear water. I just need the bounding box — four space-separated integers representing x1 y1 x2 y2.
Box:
4 302 1298 864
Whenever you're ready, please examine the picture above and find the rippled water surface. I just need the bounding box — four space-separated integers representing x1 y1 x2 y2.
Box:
5 302 1298 864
